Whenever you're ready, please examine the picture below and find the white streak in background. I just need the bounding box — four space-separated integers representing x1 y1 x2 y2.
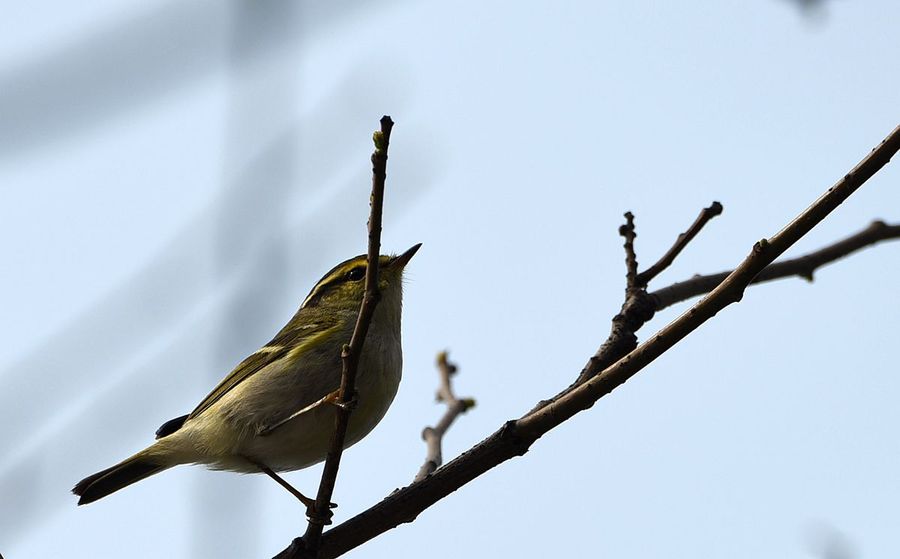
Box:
0 0 386 162
195 2 300 557
0 294 218 542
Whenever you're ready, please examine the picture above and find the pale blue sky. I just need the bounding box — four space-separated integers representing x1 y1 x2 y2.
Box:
2 1 899 558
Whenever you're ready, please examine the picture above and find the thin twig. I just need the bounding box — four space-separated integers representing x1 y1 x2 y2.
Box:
300 116 395 552
274 123 900 559
635 201 723 286
620 212 638 289
414 352 475 482
650 219 900 310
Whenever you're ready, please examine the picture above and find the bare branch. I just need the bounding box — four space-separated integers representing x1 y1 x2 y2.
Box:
517 124 900 436
562 201 723 395
300 116 394 551
537 216 900 410
273 124 900 559
635 201 723 286
414 352 475 482
650 219 900 310
557 201 724 395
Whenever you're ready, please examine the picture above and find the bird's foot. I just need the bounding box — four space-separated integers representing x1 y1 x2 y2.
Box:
326 389 358 412
305 500 337 526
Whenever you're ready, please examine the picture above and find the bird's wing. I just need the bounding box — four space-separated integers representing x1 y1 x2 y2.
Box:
186 317 341 421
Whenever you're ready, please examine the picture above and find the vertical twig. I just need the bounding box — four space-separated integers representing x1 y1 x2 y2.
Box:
414 352 476 482
620 212 638 289
301 116 395 552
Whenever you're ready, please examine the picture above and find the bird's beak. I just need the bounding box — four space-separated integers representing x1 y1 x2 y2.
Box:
390 243 422 269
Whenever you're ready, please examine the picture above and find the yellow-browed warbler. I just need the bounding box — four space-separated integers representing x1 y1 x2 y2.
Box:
73 244 420 506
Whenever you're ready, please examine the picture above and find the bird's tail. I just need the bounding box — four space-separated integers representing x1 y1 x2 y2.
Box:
73 451 170 505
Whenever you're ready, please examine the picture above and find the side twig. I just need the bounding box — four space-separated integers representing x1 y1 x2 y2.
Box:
300 116 395 553
273 123 900 559
414 352 476 482
635 201 723 286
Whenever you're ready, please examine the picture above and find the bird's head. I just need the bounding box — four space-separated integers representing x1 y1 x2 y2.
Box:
300 243 421 313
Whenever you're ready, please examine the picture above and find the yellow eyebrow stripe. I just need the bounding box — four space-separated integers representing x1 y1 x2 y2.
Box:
301 260 365 308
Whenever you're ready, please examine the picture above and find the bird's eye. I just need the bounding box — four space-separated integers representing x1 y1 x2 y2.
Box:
346 267 365 281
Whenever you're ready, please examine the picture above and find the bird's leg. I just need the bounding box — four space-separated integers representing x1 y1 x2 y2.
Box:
258 390 339 436
257 389 357 437
243 456 336 522
326 388 358 412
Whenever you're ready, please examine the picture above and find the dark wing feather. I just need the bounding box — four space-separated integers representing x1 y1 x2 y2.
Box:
155 414 189 438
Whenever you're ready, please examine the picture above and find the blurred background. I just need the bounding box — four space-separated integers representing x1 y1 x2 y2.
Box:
1 1 898 557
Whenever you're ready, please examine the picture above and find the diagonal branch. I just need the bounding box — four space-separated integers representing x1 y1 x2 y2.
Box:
300 116 394 551
275 123 900 559
414 352 476 482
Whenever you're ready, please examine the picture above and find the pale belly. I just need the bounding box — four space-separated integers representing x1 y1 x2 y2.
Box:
238 367 400 471
172 333 402 473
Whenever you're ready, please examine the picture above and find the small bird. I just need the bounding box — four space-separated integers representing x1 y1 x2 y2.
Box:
73 244 420 506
